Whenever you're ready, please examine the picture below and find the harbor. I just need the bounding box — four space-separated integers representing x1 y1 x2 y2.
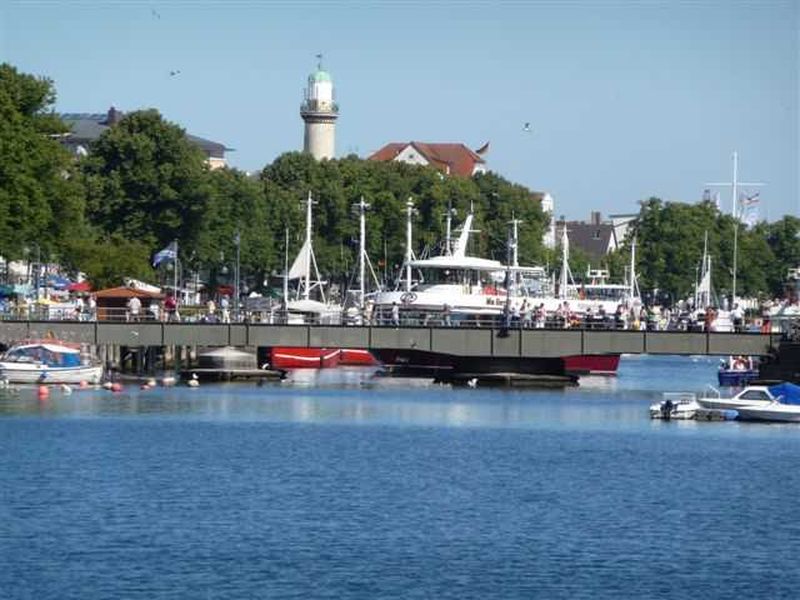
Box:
3 354 800 599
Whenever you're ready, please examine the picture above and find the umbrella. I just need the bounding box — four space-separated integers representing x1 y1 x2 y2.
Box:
67 281 92 293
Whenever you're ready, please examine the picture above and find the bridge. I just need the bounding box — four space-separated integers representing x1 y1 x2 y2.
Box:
0 321 781 358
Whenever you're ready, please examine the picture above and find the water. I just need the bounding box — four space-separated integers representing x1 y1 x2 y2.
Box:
2 355 799 599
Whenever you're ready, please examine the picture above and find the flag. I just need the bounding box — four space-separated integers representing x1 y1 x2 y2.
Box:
739 192 760 227
152 241 177 267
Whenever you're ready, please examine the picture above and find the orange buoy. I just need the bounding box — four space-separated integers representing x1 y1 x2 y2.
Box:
79 380 89 389
111 382 123 393
37 385 50 399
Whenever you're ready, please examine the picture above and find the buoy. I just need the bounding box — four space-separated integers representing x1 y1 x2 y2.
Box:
79 380 89 389
162 376 176 387
111 382 123 393
37 385 49 399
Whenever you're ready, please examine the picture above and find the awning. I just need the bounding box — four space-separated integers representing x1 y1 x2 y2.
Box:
67 281 92 293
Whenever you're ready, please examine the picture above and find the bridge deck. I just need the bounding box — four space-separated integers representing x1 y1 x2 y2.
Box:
0 321 781 358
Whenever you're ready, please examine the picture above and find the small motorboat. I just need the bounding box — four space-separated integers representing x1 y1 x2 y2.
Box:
717 355 759 387
696 384 778 411
735 382 800 423
650 393 702 420
651 392 737 421
0 340 103 384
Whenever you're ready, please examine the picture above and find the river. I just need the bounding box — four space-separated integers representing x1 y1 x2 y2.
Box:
1 355 799 599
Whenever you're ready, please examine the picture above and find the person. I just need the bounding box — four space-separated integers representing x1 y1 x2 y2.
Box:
391 301 400 327
521 301 532 329
88 294 97 321
164 293 179 322
220 295 230 324
127 295 141 322
206 298 217 322
74 295 84 321
443 303 452 327
535 303 546 329
149 299 160 322
732 303 744 332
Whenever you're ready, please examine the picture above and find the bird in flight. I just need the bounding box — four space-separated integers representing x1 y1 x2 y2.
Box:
523 122 532 132
169 70 181 77
151 8 161 19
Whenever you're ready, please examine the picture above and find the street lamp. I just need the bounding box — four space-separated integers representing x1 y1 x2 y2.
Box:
234 230 241 320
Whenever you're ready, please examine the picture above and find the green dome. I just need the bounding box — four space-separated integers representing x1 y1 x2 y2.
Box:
309 69 332 83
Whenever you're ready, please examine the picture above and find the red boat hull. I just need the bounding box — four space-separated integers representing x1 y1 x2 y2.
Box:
563 354 620 375
269 347 379 369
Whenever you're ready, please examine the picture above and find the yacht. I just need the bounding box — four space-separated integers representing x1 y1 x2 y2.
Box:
733 382 800 423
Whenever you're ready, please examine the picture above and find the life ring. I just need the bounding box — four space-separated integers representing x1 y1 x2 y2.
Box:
400 292 417 305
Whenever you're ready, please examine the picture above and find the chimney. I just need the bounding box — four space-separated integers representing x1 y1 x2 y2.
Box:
590 211 602 225
106 106 122 125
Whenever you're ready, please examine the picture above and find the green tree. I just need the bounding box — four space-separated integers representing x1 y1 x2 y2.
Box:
81 109 212 252
0 63 87 263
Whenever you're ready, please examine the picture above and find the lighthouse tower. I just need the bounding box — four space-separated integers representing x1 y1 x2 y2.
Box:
300 56 338 160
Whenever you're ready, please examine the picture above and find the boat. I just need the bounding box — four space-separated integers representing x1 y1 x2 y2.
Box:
650 393 703 420
268 193 378 369
371 204 624 376
717 355 759 386
0 339 103 384
650 392 737 421
733 382 800 423
695 384 778 411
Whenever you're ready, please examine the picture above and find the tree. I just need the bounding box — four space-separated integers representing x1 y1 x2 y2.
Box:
0 63 87 263
81 109 212 252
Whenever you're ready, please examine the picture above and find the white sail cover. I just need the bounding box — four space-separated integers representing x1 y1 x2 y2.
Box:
452 213 474 258
288 239 310 280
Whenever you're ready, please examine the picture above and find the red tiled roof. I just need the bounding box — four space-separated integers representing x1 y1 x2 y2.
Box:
368 142 485 177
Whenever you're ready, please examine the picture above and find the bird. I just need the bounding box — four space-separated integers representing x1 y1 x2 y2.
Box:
467 377 478 388
187 373 199 387
151 8 161 19
61 384 73 395
523 122 532 133
169 70 181 77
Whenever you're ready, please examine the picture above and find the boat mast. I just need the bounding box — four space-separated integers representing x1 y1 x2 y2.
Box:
559 223 570 300
629 235 638 300
405 197 414 292
445 199 454 256
706 151 764 305
303 191 314 301
283 228 289 306
356 196 369 309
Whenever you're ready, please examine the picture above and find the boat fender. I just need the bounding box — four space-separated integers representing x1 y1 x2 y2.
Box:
111 382 123 393
37 385 49 400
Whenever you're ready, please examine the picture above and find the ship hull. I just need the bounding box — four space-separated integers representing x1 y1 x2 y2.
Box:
269 347 379 369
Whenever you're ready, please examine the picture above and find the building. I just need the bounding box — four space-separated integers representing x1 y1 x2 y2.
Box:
59 107 231 169
300 58 338 160
368 141 488 177
557 212 618 262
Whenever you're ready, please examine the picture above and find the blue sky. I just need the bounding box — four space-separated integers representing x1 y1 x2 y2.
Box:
2 0 798 219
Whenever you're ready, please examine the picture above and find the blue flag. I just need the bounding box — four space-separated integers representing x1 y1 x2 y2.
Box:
152 242 177 267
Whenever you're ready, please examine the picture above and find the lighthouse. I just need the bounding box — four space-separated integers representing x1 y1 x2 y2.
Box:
300 56 338 160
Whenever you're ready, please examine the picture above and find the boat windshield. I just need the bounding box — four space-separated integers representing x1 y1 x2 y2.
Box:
571 285 629 301
418 268 494 287
2 345 81 367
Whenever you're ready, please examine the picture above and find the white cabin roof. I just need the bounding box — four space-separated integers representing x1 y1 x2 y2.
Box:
409 255 505 271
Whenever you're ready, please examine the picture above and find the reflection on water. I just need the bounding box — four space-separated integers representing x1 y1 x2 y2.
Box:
0 354 742 431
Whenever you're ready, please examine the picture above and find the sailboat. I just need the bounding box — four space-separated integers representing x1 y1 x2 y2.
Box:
269 192 345 369
692 232 733 332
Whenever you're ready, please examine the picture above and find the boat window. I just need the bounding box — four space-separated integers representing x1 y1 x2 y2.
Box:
739 390 770 400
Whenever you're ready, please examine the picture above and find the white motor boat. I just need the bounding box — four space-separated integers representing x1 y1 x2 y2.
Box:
0 340 103 384
734 382 800 422
650 393 703 420
695 385 778 411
